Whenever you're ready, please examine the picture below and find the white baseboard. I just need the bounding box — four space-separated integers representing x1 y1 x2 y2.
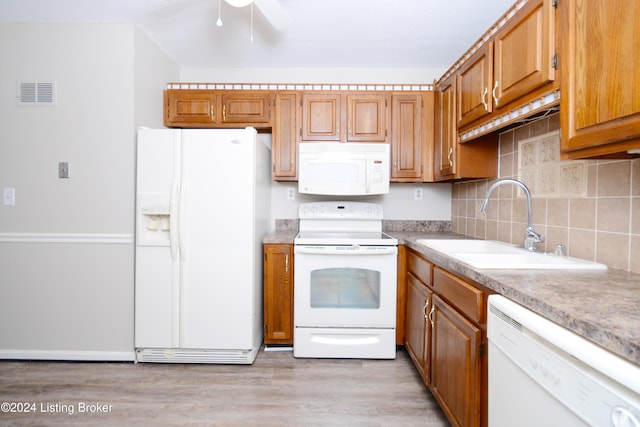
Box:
0 349 136 361
0 233 133 244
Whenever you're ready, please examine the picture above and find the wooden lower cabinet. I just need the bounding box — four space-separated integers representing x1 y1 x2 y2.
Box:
405 272 432 385
402 247 489 427
431 294 482 427
263 244 293 345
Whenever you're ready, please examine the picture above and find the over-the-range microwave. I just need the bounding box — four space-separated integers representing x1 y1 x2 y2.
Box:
298 143 390 196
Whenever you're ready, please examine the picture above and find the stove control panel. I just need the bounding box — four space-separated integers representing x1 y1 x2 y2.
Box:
298 202 383 220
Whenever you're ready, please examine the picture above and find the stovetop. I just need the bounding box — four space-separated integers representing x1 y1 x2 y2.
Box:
295 202 397 246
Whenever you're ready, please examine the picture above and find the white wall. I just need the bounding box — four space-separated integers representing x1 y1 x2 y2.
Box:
271 182 451 227
0 23 179 359
0 22 449 357
181 67 446 85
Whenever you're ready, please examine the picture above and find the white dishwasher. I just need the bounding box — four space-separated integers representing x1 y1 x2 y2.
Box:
487 295 640 427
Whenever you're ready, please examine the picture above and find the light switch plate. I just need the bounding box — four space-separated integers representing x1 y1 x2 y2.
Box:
58 162 69 178
3 187 15 205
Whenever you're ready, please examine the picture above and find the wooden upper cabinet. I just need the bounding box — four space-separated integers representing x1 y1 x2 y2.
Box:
391 93 423 181
301 92 388 143
454 0 557 135
493 0 556 109
560 0 640 158
436 75 498 182
220 91 271 125
164 90 217 127
456 42 494 129
163 89 272 128
301 92 341 141
346 93 388 142
435 76 457 179
272 92 298 181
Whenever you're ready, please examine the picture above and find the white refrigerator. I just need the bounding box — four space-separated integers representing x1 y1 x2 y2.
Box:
135 127 270 364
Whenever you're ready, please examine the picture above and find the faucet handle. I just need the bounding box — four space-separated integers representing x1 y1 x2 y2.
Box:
524 227 544 251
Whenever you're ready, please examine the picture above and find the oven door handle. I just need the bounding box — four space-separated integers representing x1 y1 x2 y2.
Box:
296 246 397 255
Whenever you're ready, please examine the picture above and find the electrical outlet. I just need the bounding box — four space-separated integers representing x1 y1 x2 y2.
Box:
58 162 69 178
414 188 423 201
3 187 15 206
287 187 296 200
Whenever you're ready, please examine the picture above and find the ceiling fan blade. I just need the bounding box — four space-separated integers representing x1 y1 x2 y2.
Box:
253 0 291 30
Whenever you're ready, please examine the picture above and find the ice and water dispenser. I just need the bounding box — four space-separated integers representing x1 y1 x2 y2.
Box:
137 193 171 246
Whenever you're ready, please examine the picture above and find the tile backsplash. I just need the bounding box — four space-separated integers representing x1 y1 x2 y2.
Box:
451 112 640 273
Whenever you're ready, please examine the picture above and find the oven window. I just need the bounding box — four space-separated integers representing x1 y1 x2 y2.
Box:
309 268 381 309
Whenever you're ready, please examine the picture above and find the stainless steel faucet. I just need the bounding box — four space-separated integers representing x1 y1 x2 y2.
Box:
480 178 544 251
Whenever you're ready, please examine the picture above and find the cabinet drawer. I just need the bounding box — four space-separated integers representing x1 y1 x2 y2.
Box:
433 267 484 323
407 251 433 287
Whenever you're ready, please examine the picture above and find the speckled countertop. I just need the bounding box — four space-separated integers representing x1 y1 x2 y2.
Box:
398 232 640 367
263 225 640 366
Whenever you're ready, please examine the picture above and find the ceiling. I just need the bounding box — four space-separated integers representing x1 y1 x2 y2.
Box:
0 0 516 71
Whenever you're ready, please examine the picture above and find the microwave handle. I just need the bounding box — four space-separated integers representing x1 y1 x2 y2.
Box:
366 159 371 194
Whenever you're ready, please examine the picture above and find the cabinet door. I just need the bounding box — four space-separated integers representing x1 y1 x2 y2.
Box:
456 42 493 128
391 93 422 181
272 92 298 180
220 91 271 125
301 93 341 141
263 244 293 345
560 0 640 157
164 90 217 127
493 0 555 109
346 93 388 142
405 272 432 386
431 295 482 427
435 76 457 179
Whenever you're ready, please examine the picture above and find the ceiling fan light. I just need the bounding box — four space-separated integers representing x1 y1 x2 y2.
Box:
224 0 253 7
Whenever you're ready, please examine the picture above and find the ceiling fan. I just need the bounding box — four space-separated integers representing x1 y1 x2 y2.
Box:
221 0 290 30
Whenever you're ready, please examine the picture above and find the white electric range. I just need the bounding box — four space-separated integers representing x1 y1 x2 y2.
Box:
293 201 398 359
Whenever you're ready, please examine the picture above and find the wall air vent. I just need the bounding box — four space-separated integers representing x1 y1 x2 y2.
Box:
17 81 56 107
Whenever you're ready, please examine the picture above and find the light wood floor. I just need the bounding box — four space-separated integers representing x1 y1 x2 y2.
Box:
0 347 450 426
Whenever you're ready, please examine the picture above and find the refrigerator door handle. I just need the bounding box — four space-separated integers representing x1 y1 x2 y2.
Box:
178 180 187 259
169 179 181 261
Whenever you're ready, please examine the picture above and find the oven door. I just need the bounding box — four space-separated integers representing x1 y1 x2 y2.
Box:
294 244 397 328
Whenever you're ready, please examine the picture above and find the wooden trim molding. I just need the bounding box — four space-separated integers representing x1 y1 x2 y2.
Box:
167 82 434 92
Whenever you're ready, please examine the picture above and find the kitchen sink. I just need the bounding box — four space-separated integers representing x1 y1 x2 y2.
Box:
416 239 607 270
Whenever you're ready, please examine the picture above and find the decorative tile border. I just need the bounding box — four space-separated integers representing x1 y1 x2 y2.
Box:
517 130 587 198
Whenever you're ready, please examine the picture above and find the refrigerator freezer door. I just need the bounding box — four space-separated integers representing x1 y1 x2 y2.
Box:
179 128 257 350
135 129 181 348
